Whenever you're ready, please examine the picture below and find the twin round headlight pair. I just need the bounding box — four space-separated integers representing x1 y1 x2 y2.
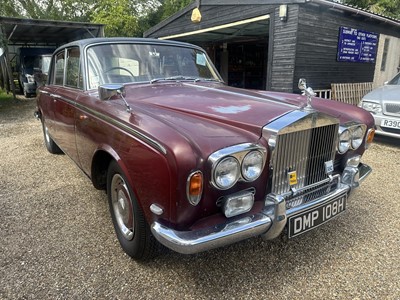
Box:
213 150 264 190
338 125 365 154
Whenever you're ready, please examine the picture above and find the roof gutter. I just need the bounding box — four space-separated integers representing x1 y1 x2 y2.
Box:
309 0 400 28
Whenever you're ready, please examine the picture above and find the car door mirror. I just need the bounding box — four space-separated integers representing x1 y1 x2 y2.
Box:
99 84 125 100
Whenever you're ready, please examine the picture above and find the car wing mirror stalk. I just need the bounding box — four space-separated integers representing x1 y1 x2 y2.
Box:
99 84 132 112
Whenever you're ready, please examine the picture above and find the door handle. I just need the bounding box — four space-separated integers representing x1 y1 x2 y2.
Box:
50 94 62 99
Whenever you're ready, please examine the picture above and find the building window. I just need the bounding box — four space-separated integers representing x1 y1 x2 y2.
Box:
380 38 390 71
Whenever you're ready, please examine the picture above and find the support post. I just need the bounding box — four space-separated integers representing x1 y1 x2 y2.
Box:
0 25 17 101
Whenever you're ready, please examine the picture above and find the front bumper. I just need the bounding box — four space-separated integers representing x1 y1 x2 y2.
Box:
372 114 400 139
151 163 371 254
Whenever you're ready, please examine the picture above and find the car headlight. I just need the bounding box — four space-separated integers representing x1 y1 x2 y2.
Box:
351 125 364 150
361 101 382 114
338 129 351 154
214 156 240 189
241 151 263 181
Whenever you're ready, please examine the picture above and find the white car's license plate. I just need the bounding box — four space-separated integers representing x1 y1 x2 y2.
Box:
381 119 400 129
288 193 347 238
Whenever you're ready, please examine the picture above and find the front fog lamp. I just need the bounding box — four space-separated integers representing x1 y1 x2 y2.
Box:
223 191 254 218
214 156 240 189
351 126 364 149
242 151 264 181
338 129 351 154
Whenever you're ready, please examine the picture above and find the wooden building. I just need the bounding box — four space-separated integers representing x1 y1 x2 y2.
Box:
144 0 400 93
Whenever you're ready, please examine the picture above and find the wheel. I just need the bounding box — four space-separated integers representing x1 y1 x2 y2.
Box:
107 160 159 260
42 121 62 154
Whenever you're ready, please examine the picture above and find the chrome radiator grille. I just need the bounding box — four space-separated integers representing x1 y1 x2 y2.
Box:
271 123 339 202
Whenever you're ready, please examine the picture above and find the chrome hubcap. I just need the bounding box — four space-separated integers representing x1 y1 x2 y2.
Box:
111 174 134 241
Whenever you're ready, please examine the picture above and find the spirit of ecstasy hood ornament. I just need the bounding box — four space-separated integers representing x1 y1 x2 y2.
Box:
298 78 316 110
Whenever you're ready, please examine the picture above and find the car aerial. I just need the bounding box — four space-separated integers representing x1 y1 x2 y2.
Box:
359 72 400 139
35 38 375 260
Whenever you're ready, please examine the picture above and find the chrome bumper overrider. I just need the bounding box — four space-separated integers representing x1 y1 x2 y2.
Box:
151 163 372 254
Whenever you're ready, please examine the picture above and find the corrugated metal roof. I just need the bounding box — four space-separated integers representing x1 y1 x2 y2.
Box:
0 16 105 46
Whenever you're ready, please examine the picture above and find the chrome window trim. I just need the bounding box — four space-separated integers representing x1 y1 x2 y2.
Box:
82 41 223 91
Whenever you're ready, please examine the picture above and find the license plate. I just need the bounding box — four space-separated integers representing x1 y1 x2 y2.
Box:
288 193 347 238
381 119 400 129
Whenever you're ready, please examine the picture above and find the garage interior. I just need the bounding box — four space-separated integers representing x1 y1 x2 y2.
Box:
0 16 104 99
159 15 270 90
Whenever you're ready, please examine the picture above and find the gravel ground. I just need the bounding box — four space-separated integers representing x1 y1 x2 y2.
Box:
1 99 399 299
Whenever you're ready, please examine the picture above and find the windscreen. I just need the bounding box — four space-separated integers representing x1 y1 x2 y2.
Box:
387 72 400 85
86 43 221 89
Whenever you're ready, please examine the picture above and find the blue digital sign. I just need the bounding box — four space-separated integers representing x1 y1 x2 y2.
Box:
337 27 379 63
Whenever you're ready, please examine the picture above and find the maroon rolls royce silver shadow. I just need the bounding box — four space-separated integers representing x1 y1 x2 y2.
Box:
35 38 375 260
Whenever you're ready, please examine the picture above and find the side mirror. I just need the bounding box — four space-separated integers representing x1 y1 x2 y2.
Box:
99 84 131 112
98 84 125 100
384 81 388 85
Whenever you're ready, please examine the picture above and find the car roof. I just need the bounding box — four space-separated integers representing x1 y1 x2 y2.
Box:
54 37 202 53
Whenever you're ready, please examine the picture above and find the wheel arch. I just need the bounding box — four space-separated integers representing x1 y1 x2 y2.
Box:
91 146 139 198
91 146 120 190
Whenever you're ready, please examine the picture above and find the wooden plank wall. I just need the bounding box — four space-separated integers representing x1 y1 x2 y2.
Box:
293 3 400 92
269 5 299 92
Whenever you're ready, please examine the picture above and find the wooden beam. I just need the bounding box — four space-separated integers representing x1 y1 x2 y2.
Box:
0 26 16 100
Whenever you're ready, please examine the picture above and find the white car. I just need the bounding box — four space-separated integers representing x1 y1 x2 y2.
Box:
360 72 400 138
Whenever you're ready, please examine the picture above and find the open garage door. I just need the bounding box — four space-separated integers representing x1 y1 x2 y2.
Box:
159 15 270 90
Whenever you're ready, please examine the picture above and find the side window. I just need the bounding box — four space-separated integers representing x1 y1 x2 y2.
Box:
65 48 82 89
54 51 65 85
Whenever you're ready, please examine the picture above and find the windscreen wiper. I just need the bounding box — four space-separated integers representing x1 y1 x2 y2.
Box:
150 76 197 84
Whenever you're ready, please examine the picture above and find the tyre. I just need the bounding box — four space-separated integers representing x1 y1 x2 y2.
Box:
42 121 62 154
107 160 159 260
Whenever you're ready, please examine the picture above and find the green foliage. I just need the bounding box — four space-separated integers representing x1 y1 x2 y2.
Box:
0 0 195 37
344 0 400 19
91 0 141 37
0 0 94 21
0 89 13 102
161 0 193 20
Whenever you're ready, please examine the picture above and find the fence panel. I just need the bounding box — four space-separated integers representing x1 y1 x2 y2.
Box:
331 82 373 105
